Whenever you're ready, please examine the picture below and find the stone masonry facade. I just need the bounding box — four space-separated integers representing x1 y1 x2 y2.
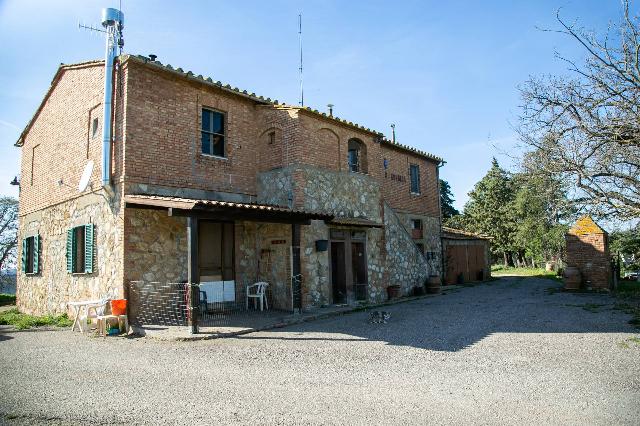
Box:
16 54 444 316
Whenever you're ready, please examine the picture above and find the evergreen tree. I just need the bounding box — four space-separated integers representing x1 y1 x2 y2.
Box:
463 158 517 266
439 179 459 220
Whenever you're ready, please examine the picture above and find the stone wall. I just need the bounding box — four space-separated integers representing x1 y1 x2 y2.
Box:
384 203 430 296
256 168 294 208
396 212 442 277
123 208 188 284
237 222 292 311
258 165 381 220
17 188 124 315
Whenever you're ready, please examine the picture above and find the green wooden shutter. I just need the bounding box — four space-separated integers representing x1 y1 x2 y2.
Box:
33 235 40 274
66 229 74 273
84 224 94 274
21 238 27 273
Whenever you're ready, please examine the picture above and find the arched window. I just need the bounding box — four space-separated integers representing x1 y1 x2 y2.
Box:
347 138 367 173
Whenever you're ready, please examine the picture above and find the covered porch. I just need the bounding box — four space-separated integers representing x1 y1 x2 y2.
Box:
123 194 333 333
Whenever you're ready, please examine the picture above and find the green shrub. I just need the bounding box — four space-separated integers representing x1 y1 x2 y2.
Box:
0 308 72 330
0 293 16 306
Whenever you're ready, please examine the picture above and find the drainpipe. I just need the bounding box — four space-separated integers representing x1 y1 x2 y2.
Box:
437 160 447 281
100 8 124 188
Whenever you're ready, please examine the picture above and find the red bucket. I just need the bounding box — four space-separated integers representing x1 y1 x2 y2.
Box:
110 299 127 316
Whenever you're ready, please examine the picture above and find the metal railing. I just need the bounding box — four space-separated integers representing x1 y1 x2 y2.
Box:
128 277 303 332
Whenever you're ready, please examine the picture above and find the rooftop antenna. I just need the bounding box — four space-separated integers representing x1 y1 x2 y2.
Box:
298 13 304 107
391 123 396 143
327 103 334 117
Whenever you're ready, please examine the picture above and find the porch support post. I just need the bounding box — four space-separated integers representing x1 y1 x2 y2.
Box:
292 223 302 313
187 215 199 334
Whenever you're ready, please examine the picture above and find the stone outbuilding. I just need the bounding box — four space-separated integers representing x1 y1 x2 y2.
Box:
565 216 611 289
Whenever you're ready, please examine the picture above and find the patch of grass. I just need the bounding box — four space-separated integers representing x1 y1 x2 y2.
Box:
0 293 16 306
0 308 72 330
613 302 640 329
615 280 640 299
491 266 562 282
618 336 640 349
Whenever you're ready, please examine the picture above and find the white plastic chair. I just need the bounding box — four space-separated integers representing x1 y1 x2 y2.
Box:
86 288 115 325
246 282 269 311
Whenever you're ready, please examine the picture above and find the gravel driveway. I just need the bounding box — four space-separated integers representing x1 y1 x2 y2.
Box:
1 276 638 425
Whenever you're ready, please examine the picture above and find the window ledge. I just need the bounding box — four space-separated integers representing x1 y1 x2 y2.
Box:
410 192 422 196
200 153 228 161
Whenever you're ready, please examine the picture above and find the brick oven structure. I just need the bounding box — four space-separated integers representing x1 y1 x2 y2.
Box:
565 216 611 289
15 55 444 319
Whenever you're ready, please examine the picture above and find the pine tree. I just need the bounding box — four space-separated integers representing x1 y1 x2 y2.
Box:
439 179 459 220
464 158 517 266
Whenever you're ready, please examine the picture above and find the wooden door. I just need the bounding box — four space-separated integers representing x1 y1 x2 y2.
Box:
331 241 347 304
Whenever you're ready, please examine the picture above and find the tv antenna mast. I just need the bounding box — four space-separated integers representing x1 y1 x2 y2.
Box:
298 13 304 107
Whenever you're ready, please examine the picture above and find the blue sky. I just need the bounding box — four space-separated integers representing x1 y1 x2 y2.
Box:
0 0 626 211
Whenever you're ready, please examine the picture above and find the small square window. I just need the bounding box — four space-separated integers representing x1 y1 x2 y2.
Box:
201 108 226 157
412 219 423 230
92 117 99 138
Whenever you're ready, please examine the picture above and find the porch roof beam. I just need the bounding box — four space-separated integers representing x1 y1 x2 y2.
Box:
167 207 313 225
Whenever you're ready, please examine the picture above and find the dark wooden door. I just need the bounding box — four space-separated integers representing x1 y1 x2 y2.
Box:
331 241 347 304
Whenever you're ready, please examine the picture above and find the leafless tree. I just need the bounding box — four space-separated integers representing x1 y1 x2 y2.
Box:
0 197 18 272
518 1 640 219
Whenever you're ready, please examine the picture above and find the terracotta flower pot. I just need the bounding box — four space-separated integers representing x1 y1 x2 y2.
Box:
427 276 441 294
387 285 401 300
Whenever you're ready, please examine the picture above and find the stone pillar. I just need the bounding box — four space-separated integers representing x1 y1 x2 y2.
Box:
565 216 611 289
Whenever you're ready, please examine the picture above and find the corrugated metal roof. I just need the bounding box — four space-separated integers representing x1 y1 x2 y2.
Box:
124 194 333 220
328 217 384 228
442 226 491 240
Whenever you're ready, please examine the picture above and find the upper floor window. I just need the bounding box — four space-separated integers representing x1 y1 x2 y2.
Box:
409 164 420 194
347 138 367 173
201 108 226 157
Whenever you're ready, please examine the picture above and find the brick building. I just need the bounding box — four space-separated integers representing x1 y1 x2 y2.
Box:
15 55 444 319
565 216 611 289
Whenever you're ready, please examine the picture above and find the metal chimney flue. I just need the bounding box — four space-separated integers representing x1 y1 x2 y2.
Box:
100 7 124 188
327 104 334 117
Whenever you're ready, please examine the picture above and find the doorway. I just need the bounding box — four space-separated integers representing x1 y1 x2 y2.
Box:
329 229 368 304
198 221 235 303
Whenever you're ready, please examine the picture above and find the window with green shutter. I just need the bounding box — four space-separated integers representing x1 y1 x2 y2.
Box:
66 225 94 274
66 229 75 273
22 235 40 275
84 224 94 274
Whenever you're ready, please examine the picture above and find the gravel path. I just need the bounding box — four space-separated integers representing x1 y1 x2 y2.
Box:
1 277 638 425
